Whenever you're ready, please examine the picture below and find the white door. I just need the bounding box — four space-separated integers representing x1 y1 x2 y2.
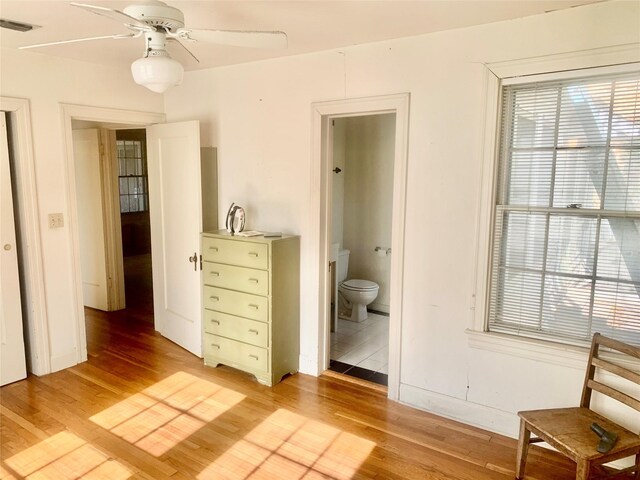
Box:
73 129 109 311
147 120 203 356
0 112 27 385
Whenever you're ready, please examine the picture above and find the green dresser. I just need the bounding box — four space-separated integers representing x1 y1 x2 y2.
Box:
201 230 300 386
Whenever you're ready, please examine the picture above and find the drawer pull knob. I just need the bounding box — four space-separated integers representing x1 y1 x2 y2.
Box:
248 304 259 310
209 246 219 252
211 320 220 325
211 344 220 349
210 296 219 301
249 278 259 283
249 329 259 335
249 354 259 360
248 252 259 257
210 272 220 277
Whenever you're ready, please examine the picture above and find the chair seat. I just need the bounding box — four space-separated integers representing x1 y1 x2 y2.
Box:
519 407 640 462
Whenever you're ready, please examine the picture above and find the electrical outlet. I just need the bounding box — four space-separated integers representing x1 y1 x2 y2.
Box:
48 213 64 229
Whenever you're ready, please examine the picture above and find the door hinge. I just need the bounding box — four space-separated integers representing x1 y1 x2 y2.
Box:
199 254 202 271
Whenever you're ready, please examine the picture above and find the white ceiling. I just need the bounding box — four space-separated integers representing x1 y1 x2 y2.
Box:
1 0 604 71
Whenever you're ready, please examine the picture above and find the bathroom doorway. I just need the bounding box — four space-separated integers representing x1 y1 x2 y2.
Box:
328 114 395 386
311 93 410 400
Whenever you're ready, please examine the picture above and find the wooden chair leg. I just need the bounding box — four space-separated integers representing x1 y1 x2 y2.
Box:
634 452 639 480
515 419 531 480
576 460 590 480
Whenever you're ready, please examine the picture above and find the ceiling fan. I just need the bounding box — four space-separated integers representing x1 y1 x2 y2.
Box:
17 1 288 93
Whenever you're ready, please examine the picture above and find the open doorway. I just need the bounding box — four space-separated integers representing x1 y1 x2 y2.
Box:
71 124 154 356
71 124 154 323
115 129 153 317
62 105 165 370
311 94 410 401
60 106 213 369
327 114 396 386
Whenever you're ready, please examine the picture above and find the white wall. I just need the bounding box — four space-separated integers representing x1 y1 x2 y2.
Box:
341 114 395 313
0 48 163 372
331 120 345 247
165 0 640 437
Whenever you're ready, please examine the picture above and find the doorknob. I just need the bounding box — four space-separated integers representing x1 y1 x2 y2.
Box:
188 252 198 271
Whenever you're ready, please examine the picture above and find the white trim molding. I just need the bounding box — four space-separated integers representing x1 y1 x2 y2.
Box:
486 43 640 80
0 96 50 376
60 104 165 367
310 93 410 401
467 329 640 372
470 46 640 357
399 382 520 439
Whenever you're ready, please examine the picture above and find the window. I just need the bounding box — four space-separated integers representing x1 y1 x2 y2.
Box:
488 70 640 347
117 135 148 213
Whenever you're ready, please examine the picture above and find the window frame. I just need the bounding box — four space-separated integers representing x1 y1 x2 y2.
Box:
116 130 149 214
468 46 640 362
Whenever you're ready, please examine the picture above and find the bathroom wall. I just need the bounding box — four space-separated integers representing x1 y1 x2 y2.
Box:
339 114 396 313
331 120 346 247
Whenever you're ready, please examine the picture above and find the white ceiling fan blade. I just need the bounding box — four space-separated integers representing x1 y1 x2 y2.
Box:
167 38 200 64
18 33 137 50
179 29 287 49
70 2 153 31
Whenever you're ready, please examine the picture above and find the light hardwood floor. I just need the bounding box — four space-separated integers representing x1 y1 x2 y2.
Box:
2 291 583 478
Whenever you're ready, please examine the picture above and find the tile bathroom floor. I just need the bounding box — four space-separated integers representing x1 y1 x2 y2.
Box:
329 312 389 386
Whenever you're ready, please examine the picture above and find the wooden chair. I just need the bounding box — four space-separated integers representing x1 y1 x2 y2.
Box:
516 333 640 480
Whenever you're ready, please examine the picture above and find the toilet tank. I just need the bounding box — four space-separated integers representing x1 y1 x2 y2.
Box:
337 249 350 282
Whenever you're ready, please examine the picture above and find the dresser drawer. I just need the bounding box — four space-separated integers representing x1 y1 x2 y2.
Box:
204 333 268 372
202 262 269 296
202 236 268 269
203 286 268 322
203 310 268 348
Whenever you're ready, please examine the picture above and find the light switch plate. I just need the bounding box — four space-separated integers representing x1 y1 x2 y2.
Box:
48 213 64 229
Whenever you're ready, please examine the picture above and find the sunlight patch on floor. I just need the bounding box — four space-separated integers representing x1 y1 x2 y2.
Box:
90 371 245 457
3 431 131 479
198 408 376 479
0 463 17 479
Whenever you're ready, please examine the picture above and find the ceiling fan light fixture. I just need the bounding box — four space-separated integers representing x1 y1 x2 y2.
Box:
131 50 183 93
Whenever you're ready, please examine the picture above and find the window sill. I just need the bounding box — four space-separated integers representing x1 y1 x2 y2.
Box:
466 329 640 371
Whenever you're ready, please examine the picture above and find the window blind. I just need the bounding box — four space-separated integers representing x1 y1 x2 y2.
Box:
488 71 640 347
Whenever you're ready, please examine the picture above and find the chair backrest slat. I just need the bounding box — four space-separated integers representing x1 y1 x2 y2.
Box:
595 335 640 359
580 333 640 411
592 357 640 385
586 379 640 412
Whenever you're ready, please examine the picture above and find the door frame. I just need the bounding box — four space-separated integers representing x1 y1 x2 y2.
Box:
0 97 49 376
310 93 410 400
61 104 165 365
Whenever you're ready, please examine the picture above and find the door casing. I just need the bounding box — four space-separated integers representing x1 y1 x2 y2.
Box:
0 111 27 385
0 97 48 376
310 93 410 401
61 104 165 367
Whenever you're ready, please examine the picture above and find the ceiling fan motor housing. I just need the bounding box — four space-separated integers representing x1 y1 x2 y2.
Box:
123 1 185 32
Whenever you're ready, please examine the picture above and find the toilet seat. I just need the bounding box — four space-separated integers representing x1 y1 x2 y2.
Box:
340 279 378 291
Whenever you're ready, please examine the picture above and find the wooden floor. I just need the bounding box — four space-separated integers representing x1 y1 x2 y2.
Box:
1 260 582 479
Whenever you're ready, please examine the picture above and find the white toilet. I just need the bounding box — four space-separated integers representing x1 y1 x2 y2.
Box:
337 249 379 322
